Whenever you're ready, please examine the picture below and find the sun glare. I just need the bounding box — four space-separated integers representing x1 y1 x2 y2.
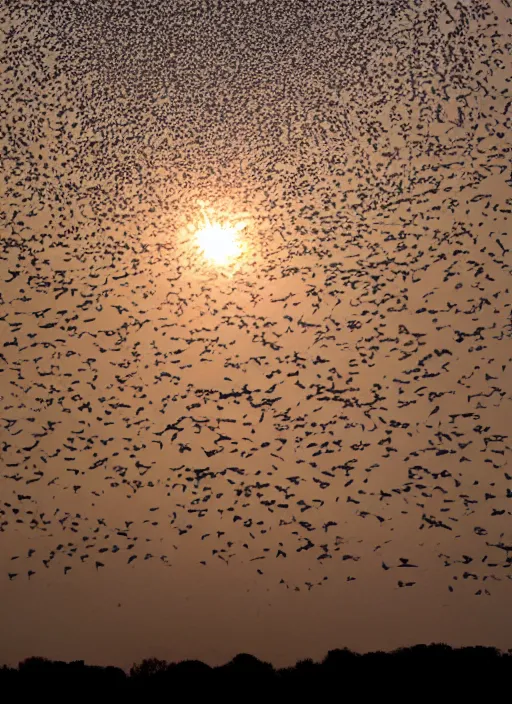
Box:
195 209 247 265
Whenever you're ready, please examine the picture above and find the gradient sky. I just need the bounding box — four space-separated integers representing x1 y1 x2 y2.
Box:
1 0 511 669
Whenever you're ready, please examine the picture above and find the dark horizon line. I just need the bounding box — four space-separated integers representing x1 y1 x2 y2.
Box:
4 641 512 675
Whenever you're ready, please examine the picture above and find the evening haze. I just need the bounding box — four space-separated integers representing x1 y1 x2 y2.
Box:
1 0 511 670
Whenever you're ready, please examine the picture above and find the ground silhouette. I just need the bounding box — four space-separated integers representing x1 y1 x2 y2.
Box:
2 644 510 692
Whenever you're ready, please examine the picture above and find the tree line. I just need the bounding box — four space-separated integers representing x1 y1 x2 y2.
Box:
1 644 510 691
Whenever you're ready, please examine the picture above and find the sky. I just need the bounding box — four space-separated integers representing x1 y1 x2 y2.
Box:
1 0 511 669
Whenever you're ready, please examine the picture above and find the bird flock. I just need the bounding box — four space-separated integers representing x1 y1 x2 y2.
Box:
1 0 511 600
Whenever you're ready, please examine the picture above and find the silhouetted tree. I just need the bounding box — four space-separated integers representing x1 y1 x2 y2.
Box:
18 656 51 672
322 647 359 671
217 653 275 685
0 665 17 684
294 657 320 678
173 659 212 678
129 657 170 679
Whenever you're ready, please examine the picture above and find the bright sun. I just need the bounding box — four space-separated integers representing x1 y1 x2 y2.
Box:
195 210 247 265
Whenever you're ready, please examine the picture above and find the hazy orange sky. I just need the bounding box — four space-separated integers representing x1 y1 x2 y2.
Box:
1 0 511 668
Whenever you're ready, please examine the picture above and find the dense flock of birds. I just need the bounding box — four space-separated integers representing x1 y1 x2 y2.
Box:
1 0 511 599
